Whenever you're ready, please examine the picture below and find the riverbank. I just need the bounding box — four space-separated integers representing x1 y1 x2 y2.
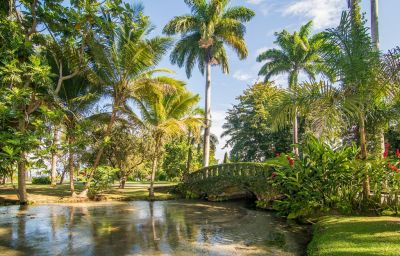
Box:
0 182 178 205
308 216 400 256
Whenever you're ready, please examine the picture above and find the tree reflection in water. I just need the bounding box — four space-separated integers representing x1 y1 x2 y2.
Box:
0 201 310 255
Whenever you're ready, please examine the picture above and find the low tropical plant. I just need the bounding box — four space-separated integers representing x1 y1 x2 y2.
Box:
32 176 51 185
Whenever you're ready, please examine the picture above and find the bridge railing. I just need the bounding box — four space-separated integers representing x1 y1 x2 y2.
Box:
186 162 274 182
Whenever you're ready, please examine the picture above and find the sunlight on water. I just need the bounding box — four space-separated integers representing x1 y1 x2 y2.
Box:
0 201 310 256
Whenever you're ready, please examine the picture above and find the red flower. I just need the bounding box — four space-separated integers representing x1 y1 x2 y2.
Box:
383 143 390 158
396 149 400 158
287 157 295 167
271 172 278 178
388 163 392 169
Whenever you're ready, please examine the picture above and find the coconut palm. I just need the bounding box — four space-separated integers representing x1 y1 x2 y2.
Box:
57 74 102 196
257 21 329 156
270 80 351 148
81 14 174 196
135 88 203 199
163 0 255 167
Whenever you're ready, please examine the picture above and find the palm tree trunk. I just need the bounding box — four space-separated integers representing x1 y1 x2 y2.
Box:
371 0 379 48
79 105 118 197
149 139 160 199
17 118 28 204
203 56 212 167
68 134 76 196
50 125 60 186
293 111 299 157
360 113 370 199
184 131 193 181
370 0 384 157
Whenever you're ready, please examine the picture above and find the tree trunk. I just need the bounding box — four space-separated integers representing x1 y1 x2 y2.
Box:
68 134 76 196
149 155 158 200
360 113 370 199
370 0 384 156
293 111 299 157
203 55 212 167
119 171 126 189
50 125 60 186
17 118 28 204
79 106 118 197
149 138 160 199
184 132 194 181
371 0 379 49
58 168 66 185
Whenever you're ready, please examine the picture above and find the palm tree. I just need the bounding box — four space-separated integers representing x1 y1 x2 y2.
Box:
56 74 102 196
163 0 255 167
369 0 386 156
136 87 202 199
270 81 346 144
81 15 173 196
321 2 383 198
257 21 329 156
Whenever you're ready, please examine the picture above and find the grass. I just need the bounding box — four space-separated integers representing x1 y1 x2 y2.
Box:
0 182 178 205
308 216 400 256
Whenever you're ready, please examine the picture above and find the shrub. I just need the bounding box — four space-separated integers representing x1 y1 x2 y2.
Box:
272 136 362 218
88 166 118 196
32 176 51 185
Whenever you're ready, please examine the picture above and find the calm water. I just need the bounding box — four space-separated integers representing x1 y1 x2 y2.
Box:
0 200 310 256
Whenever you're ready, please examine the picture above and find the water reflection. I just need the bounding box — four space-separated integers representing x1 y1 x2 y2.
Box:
0 201 310 255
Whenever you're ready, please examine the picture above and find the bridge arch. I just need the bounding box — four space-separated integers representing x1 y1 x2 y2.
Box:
182 163 281 206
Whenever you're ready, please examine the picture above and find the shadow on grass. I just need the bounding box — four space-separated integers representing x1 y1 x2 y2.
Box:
1 183 178 204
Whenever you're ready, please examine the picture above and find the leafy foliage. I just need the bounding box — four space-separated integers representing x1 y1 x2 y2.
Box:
163 0 255 77
222 82 291 161
32 176 51 185
88 165 118 196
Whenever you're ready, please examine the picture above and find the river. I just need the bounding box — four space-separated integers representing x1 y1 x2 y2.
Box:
0 200 310 255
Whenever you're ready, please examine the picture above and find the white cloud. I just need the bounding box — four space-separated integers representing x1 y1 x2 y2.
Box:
283 0 346 29
246 0 265 5
233 62 264 84
233 71 253 82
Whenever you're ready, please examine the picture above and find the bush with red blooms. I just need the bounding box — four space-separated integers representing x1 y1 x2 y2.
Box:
286 156 294 167
270 135 400 218
383 143 390 158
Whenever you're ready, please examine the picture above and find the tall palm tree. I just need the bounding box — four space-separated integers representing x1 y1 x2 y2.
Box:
163 0 255 167
136 88 202 199
256 21 329 156
369 0 385 156
81 14 173 196
322 2 383 198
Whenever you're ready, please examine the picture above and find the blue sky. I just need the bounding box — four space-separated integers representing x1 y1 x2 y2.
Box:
140 0 400 161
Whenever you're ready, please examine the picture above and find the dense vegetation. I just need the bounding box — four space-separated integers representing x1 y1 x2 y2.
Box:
0 0 400 224
0 0 253 203
221 1 400 217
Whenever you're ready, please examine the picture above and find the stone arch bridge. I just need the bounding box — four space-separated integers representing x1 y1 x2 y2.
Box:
182 163 281 205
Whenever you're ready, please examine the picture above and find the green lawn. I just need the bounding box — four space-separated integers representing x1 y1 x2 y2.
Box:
0 182 178 204
308 216 400 256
